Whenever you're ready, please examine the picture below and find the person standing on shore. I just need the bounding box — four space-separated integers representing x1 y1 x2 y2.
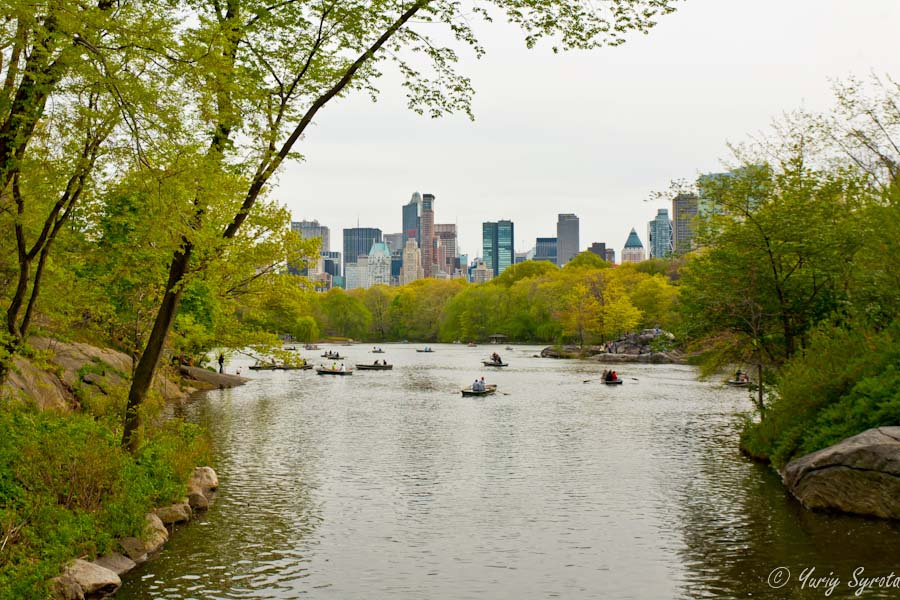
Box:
218 353 225 374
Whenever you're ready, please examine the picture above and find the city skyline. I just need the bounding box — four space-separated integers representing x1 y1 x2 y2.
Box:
274 0 899 261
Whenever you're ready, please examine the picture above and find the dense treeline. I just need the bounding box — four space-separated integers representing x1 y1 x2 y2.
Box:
240 254 681 345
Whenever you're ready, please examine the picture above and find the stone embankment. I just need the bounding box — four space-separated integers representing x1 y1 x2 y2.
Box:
540 329 685 364
49 467 220 600
783 427 900 520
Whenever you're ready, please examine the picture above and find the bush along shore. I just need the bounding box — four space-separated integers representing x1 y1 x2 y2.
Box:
0 338 242 600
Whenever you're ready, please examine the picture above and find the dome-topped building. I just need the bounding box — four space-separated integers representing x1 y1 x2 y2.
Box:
622 228 646 263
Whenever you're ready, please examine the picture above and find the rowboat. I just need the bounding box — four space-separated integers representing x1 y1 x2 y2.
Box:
416 349 435 353
726 380 752 387
467 342 477 347
602 379 623 385
356 364 393 370
320 353 343 359
304 344 320 350
371 349 385 354
316 367 352 375
482 361 508 367
248 363 312 371
461 384 497 397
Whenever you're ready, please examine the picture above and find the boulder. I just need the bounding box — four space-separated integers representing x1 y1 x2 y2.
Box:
49 575 85 600
155 502 192 524
144 513 169 553
118 537 148 564
187 486 210 510
190 466 219 493
64 559 120 597
93 553 136 576
783 427 900 519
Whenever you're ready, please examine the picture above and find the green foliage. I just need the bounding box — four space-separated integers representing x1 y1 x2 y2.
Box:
741 320 900 466
563 251 610 270
0 402 208 600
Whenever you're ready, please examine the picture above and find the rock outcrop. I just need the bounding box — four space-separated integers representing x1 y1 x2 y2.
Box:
783 427 900 519
2 337 188 408
540 329 684 363
179 365 249 390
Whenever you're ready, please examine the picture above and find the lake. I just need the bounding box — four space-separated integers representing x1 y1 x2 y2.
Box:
116 343 900 599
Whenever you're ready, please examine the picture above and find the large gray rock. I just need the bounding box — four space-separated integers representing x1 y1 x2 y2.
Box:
783 427 900 519
155 502 192 524
190 466 219 493
49 575 84 600
93 553 136 576
118 537 148 564
64 559 120 596
144 512 169 553
187 486 210 510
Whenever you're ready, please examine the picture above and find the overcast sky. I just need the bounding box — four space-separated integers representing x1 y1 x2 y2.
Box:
274 0 900 261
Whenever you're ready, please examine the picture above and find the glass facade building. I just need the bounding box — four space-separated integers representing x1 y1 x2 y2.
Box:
482 220 515 276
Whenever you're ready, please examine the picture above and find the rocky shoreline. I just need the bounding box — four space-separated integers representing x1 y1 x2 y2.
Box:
50 467 220 599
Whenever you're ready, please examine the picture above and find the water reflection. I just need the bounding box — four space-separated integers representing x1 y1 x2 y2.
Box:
117 344 900 600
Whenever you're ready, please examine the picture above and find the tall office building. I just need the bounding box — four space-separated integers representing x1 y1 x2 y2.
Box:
556 213 579 266
647 208 673 259
401 239 424 285
345 255 370 290
622 228 646 263
420 193 435 277
368 242 392 287
434 223 458 276
383 232 404 253
291 219 330 252
588 242 606 259
402 192 421 247
672 193 699 254
321 251 341 279
472 260 494 283
535 237 558 263
482 220 515 276
343 227 382 275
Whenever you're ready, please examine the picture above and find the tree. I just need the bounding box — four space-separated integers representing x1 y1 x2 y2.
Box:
679 160 867 416
564 251 611 270
559 283 601 347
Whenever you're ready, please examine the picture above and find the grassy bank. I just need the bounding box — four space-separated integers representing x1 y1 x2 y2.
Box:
0 399 208 600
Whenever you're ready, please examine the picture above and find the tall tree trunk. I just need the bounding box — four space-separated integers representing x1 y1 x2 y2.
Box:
121 242 193 451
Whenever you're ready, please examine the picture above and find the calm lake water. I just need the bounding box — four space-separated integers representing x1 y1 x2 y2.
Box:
117 344 900 600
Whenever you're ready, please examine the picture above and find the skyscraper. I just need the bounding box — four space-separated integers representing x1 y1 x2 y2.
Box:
672 193 699 254
588 242 606 259
383 232 404 254
535 237 557 263
402 192 421 247
400 239 423 285
647 208 673 258
290 219 330 253
556 213 579 266
420 193 435 277
482 220 515 276
343 227 382 275
368 242 392 287
622 228 646 263
434 223 458 275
